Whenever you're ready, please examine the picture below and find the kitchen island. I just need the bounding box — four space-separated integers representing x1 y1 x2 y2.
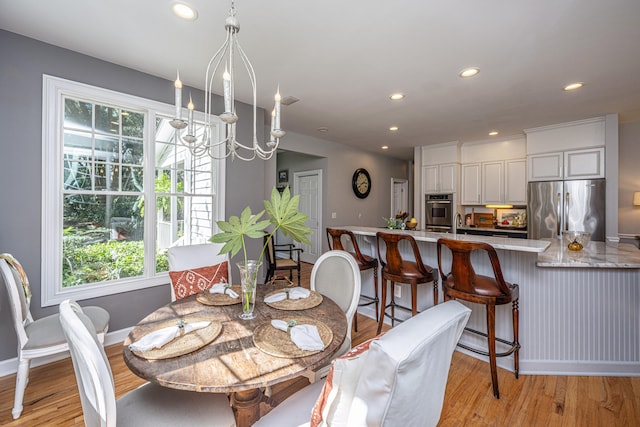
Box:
340 226 640 376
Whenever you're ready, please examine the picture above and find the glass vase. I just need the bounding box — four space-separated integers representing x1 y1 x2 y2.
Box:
237 260 261 320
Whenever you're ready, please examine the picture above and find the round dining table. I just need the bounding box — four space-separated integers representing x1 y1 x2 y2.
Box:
123 283 347 427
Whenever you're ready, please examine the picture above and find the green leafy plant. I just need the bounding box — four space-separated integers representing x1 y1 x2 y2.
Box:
211 186 312 268
210 187 312 311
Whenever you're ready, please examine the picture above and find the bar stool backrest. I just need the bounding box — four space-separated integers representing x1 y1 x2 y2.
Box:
326 228 365 262
436 238 511 296
376 232 431 275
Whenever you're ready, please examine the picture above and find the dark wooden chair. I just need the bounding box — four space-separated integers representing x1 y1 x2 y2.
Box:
264 235 303 285
326 228 379 331
375 231 438 335
436 237 520 399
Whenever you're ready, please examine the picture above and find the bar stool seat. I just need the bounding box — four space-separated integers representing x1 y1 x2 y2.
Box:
326 228 379 331
436 237 520 399
376 231 438 335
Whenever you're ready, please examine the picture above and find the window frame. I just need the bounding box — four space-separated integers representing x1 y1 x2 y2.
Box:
41 75 225 306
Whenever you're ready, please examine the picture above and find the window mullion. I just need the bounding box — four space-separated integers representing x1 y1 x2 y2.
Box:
144 110 157 278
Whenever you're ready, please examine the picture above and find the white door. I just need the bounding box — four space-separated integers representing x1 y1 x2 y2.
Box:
391 178 409 217
293 170 322 263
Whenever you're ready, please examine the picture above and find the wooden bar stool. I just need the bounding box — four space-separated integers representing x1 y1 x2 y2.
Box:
375 231 438 335
326 228 379 331
436 237 520 399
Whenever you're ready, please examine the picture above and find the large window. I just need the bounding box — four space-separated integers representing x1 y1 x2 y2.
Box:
42 75 225 306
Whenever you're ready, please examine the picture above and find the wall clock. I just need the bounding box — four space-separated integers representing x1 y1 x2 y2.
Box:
352 168 371 199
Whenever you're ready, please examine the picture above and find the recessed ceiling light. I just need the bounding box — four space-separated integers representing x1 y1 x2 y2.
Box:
489 131 499 136
563 82 584 91
389 126 399 131
381 146 389 150
317 126 329 132
172 2 198 20
459 67 480 78
389 93 405 101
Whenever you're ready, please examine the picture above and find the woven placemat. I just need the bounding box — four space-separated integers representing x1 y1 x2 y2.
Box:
196 285 242 306
130 316 222 360
264 289 323 310
253 316 333 358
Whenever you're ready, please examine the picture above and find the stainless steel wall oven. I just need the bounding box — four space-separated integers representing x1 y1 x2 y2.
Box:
425 194 453 230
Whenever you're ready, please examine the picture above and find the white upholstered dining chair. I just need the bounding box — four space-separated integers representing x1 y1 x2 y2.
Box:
305 250 361 383
59 299 237 427
167 242 232 301
254 300 471 427
0 255 110 419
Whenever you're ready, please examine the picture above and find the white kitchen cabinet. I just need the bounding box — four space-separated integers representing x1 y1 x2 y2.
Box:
422 163 457 194
528 147 604 181
564 147 605 179
504 159 527 204
482 161 504 204
467 159 526 206
461 163 482 205
528 152 563 181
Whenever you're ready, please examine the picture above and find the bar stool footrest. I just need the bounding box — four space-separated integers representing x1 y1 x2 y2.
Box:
381 302 418 325
358 295 379 307
458 327 520 358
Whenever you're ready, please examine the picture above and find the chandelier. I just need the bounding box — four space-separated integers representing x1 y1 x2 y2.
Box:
169 1 284 161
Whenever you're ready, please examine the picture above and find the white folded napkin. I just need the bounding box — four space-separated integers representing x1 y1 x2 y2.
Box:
209 283 239 298
271 319 325 351
264 287 311 303
129 320 211 352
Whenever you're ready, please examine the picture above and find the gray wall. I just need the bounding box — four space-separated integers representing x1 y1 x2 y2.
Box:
0 29 269 361
619 121 640 244
277 130 409 253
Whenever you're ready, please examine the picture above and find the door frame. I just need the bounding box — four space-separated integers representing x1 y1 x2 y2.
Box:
391 178 409 217
293 169 323 263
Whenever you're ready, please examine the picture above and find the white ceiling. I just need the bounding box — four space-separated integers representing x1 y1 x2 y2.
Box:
2 0 640 160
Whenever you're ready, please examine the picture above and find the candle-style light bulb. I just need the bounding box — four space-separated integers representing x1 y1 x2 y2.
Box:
274 85 281 130
223 66 232 113
187 94 195 136
174 70 183 120
271 109 276 132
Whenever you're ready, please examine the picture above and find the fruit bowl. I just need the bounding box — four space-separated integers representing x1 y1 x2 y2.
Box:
562 231 591 251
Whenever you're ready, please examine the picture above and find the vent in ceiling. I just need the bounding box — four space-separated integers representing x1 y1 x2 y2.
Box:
281 96 299 106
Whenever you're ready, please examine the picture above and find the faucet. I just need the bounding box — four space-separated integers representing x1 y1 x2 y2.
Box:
454 212 462 234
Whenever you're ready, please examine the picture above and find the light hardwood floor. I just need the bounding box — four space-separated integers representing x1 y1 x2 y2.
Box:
1 262 638 426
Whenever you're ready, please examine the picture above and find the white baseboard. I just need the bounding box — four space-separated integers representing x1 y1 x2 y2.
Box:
0 327 131 377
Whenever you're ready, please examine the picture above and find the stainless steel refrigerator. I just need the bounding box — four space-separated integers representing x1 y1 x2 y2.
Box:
527 179 606 241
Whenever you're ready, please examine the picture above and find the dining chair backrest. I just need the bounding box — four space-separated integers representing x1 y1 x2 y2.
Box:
0 256 32 348
350 300 470 425
59 300 116 426
253 300 471 427
310 250 361 347
167 243 231 301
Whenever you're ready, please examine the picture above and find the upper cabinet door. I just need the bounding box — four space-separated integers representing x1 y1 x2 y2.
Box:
461 163 482 205
505 159 527 205
564 147 605 179
422 165 439 193
439 163 457 193
481 161 504 204
528 152 563 181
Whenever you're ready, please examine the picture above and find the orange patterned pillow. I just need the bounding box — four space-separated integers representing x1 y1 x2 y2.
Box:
168 261 229 300
310 331 387 426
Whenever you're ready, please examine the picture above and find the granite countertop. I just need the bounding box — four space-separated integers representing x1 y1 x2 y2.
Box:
342 226 550 253
537 239 640 268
